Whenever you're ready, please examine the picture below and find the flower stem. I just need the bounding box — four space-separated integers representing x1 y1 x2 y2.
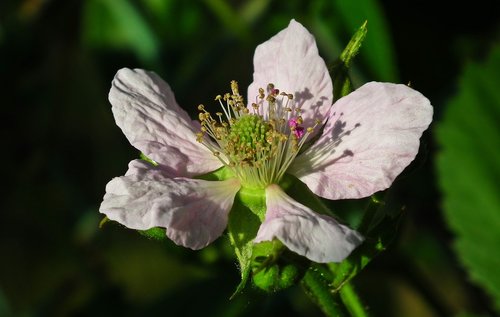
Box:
339 283 369 317
301 264 348 317
302 263 371 317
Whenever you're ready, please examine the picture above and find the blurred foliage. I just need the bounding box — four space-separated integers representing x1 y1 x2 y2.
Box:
83 0 160 64
437 45 500 313
0 0 499 316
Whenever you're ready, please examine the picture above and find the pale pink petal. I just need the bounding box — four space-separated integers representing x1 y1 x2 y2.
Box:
100 159 240 249
110 68 222 177
255 185 363 263
165 178 241 250
289 82 433 200
247 19 333 133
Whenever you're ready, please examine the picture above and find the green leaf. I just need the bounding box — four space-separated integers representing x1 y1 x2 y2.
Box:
436 45 500 312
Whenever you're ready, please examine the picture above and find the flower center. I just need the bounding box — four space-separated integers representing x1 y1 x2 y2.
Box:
226 114 271 163
196 81 318 189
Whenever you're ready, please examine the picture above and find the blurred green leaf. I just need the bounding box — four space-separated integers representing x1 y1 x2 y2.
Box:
456 313 491 317
436 45 500 312
141 0 173 17
83 0 159 64
103 237 210 303
0 289 12 317
240 0 271 24
203 0 250 40
310 2 344 63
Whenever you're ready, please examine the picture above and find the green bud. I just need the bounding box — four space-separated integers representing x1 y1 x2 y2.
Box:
251 241 306 292
252 262 301 292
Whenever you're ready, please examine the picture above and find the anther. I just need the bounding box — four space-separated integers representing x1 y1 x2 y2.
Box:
231 80 240 96
258 88 265 99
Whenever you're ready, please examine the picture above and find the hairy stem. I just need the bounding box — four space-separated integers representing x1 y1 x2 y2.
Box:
340 283 369 317
301 265 348 317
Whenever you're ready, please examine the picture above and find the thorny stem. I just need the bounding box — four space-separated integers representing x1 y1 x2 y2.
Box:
302 263 370 317
302 264 348 317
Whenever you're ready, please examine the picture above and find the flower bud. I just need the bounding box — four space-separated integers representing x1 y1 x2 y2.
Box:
252 262 301 292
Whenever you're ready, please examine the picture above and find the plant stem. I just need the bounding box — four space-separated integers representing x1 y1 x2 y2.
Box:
339 283 369 317
302 265 349 317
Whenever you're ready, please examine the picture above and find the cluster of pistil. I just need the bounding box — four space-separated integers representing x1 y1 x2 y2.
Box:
196 81 318 189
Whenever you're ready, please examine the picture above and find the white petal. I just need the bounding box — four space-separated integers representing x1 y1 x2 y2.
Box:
110 68 222 177
255 185 363 263
247 20 333 134
100 159 240 249
290 82 433 200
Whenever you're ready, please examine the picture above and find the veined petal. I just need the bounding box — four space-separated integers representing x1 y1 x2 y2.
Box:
100 159 241 249
255 185 363 263
290 82 433 200
110 68 222 177
247 19 333 133
165 178 241 250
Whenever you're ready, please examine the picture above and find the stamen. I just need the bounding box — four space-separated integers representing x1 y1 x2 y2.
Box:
196 81 319 189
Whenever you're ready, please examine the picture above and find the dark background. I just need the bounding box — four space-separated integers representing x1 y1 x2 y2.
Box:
1 0 499 316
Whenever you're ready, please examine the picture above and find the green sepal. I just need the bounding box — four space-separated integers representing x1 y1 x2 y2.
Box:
99 216 110 228
339 20 367 68
227 187 266 298
100 215 167 241
196 166 234 181
138 227 167 241
139 152 158 166
330 20 367 101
